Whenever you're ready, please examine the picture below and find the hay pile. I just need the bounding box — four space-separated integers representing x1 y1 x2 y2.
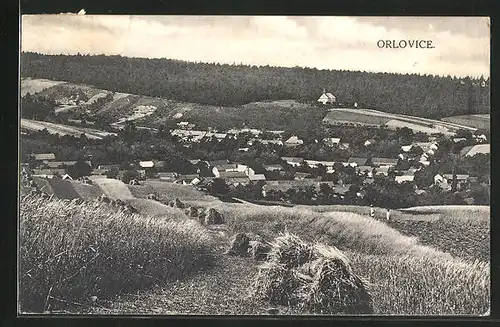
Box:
169 198 185 209
227 232 270 260
253 233 373 315
203 208 224 225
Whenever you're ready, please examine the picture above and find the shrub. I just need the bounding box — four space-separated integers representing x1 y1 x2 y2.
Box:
19 194 216 312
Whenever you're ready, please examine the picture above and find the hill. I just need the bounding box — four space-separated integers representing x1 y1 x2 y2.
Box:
441 114 490 130
21 52 490 119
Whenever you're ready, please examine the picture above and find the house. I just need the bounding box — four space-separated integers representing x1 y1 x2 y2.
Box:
226 177 251 187
364 139 376 147
357 166 373 177
45 161 77 168
91 168 108 176
263 164 284 172
443 174 470 182
460 144 490 157
401 145 413 152
177 121 190 127
374 166 390 176
317 90 336 105
395 175 415 184
284 136 304 147
323 137 341 147
474 134 488 142
259 139 284 146
32 168 66 178
453 137 467 143
157 172 178 181
281 157 304 167
153 160 165 169
249 174 266 181
294 172 313 180
33 153 56 161
305 160 335 169
238 147 250 152
176 174 200 184
339 142 350 150
62 174 73 180
212 163 239 177
139 161 155 169
98 164 120 171
371 157 399 167
348 157 369 166
218 171 249 180
189 159 202 165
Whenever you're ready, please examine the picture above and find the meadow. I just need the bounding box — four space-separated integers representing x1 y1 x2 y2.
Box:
441 114 491 130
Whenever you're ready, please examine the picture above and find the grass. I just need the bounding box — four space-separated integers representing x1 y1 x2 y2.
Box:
323 110 391 126
348 252 490 315
214 204 451 259
19 193 216 313
124 198 188 220
21 78 67 96
441 115 490 130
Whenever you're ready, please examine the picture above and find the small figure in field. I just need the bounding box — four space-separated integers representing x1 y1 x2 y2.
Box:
386 208 391 221
369 205 375 218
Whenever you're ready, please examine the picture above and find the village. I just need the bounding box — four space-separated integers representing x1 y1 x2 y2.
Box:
23 91 491 207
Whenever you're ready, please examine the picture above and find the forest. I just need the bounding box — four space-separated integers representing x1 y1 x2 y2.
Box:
21 52 490 119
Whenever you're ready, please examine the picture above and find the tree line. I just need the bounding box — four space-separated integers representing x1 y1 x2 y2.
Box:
21 52 490 119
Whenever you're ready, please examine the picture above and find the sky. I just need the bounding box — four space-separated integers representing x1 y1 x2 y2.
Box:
21 15 490 78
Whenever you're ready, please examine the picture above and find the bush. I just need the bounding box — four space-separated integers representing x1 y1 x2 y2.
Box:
19 194 216 312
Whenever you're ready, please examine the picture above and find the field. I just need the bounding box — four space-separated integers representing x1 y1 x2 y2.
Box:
323 108 477 135
21 118 117 139
21 176 490 315
20 78 67 97
441 114 490 130
19 193 216 313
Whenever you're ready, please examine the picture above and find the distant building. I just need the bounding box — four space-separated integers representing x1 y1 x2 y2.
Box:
284 135 304 147
395 175 415 184
323 137 341 147
263 164 284 172
371 157 399 167
317 90 336 105
33 153 56 161
348 157 369 166
139 161 155 169
281 157 304 167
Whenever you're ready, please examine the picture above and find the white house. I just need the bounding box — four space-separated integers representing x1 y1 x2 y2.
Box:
317 90 336 105
401 145 413 152
323 137 341 147
395 175 415 183
139 161 155 168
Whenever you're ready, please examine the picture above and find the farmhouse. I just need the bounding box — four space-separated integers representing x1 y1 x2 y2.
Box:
395 175 415 184
45 161 77 168
139 161 155 169
98 164 119 171
176 174 200 185
284 135 304 147
32 168 66 178
295 172 313 180
374 166 390 176
33 153 56 161
401 145 413 152
249 174 266 181
305 160 335 169
348 157 369 166
281 157 304 167
317 90 336 105
371 157 399 167
259 139 284 146
212 163 240 177
357 166 373 177
157 172 178 181
263 164 284 172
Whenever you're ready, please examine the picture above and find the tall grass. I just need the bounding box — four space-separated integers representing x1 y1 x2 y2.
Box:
19 194 216 313
217 205 452 259
348 252 490 315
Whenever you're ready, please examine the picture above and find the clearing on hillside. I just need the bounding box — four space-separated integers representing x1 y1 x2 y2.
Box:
21 118 117 139
441 114 490 130
124 198 189 220
20 78 67 97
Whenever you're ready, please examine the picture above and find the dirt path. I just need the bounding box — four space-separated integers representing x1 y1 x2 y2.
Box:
87 225 278 315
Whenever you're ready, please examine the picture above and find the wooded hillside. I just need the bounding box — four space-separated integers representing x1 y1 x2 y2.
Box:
21 52 490 118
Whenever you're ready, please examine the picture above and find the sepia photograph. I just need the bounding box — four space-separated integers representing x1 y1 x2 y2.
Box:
19 14 490 316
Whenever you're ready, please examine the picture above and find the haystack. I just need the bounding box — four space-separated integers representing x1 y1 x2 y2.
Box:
227 233 250 256
203 208 224 225
184 206 200 218
253 233 373 315
248 240 272 261
169 198 185 209
146 193 158 200
98 194 111 203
